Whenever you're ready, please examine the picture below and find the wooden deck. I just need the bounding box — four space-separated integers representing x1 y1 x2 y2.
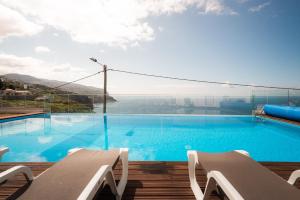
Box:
0 112 45 120
257 114 300 126
1 161 300 200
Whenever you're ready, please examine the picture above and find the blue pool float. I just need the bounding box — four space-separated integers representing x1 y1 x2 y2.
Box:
263 104 300 122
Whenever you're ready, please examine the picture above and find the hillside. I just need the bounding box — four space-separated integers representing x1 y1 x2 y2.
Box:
2 73 105 95
0 73 115 113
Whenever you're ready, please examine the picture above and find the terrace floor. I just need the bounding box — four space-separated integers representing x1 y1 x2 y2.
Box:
258 114 300 126
0 112 45 120
1 161 300 200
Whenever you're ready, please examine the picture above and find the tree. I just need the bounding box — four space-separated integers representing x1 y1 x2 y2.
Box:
8 84 15 90
0 79 3 90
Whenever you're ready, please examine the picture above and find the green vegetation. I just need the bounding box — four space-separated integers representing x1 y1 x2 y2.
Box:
49 94 95 112
50 101 93 113
0 77 113 113
0 98 93 113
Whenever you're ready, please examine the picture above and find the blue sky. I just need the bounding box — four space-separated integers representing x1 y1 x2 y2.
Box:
0 0 299 95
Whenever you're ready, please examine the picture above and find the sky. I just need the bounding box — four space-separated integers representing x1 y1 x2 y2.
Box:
0 0 299 96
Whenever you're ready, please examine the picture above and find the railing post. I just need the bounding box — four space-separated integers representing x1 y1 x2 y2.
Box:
43 97 45 113
288 89 290 106
0 95 2 114
49 95 52 114
103 65 107 114
68 94 70 113
251 89 254 114
92 95 94 113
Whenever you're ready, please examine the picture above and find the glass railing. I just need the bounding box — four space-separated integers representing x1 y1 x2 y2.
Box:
1 88 300 116
103 95 252 115
0 95 46 115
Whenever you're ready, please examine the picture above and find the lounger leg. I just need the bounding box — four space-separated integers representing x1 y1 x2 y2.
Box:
188 151 204 200
188 151 244 200
104 169 119 199
213 150 248 199
216 185 227 200
203 176 218 200
0 166 34 184
206 171 244 200
104 148 128 200
115 148 128 199
104 149 128 200
77 149 128 200
78 165 117 200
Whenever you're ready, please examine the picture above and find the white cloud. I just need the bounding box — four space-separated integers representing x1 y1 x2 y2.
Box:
35 46 51 53
249 1 271 12
195 0 237 15
0 3 43 39
131 41 140 47
0 53 87 82
0 0 236 47
158 26 164 32
52 63 83 73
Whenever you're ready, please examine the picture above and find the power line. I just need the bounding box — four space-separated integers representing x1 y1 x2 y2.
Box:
32 70 104 96
52 70 104 90
108 68 300 91
89 58 300 91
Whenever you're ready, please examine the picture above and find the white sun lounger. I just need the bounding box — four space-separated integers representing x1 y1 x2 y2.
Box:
0 148 128 200
188 150 300 200
0 147 9 160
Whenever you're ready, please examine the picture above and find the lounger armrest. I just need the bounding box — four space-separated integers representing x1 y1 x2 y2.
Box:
0 165 33 184
0 147 9 160
188 151 204 200
288 170 300 185
206 171 244 200
188 150 245 200
78 165 114 200
77 148 128 200
116 148 128 196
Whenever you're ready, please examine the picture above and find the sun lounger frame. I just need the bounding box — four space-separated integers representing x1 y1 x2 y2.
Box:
0 148 128 200
0 147 9 160
188 150 300 200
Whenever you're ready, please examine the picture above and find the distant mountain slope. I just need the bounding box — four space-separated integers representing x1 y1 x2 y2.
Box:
2 73 104 95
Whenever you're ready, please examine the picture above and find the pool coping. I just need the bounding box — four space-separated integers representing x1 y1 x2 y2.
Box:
257 114 300 127
1 112 299 127
0 112 46 121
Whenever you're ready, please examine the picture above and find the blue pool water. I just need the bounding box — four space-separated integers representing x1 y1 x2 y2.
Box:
1 114 300 162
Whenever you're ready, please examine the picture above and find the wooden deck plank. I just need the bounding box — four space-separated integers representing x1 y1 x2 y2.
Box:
0 112 45 120
0 161 300 200
257 114 300 126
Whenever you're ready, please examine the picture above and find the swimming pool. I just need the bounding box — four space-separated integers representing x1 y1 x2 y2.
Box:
1 114 300 162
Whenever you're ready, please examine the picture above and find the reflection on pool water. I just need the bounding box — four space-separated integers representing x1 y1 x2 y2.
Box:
1 114 300 162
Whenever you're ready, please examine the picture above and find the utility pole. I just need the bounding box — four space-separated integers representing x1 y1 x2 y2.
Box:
89 58 108 114
103 65 107 114
103 65 108 149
